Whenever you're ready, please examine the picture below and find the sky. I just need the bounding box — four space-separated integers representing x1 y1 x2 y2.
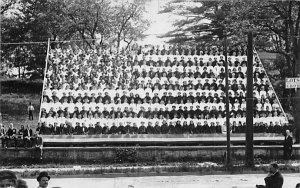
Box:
140 0 177 45
140 0 205 45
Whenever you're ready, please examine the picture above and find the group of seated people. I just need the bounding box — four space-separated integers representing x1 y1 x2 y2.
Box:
37 118 292 135
46 51 264 91
0 123 42 148
132 43 248 56
128 56 267 91
39 44 288 135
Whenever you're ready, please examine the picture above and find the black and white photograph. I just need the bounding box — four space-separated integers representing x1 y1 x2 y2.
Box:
0 0 300 187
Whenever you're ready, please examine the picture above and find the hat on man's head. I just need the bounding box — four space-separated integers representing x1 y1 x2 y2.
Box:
0 170 17 181
37 171 50 181
17 179 28 188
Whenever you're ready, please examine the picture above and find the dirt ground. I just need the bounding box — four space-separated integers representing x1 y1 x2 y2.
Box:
23 173 300 188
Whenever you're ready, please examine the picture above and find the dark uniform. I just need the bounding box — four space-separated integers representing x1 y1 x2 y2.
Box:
283 133 293 160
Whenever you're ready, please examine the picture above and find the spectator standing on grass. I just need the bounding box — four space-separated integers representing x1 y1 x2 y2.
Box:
33 132 43 159
256 162 284 188
283 129 293 160
23 125 33 147
28 102 34 120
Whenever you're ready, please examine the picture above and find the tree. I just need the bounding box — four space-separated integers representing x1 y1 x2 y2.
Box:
110 0 149 53
223 1 300 142
0 0 17 15
58 0 113 48
159 1 229 46
1 0 51 79
1 0 150 78
161 0 300 142
223 1 300 77
160 1 299 65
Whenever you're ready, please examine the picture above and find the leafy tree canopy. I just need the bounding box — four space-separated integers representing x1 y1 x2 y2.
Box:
1 0 150 79
160 0 300 141
160 0 300 76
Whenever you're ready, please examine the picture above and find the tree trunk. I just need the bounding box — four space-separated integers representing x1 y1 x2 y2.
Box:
117 33 121 55
284 20 292 76
18 65 21 79
22 65 25 79
99 34 103 45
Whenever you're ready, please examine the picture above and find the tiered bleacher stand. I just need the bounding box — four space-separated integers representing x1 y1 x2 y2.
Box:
39 44 291 146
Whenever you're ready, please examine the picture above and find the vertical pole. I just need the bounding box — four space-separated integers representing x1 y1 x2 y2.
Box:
0 10 2 65
295 46 300 143
224 31 231 166
39 38 51 122
246 32 254 167
0 11 2 105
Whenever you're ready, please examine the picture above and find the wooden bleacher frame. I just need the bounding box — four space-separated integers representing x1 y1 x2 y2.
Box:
42 133 284 146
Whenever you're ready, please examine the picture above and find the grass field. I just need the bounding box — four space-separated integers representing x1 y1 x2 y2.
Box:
0 93 40 129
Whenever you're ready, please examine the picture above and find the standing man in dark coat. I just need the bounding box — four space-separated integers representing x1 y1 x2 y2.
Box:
23 124 33 147
33 132 43 160
283 129 293 160
256 162 284 188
